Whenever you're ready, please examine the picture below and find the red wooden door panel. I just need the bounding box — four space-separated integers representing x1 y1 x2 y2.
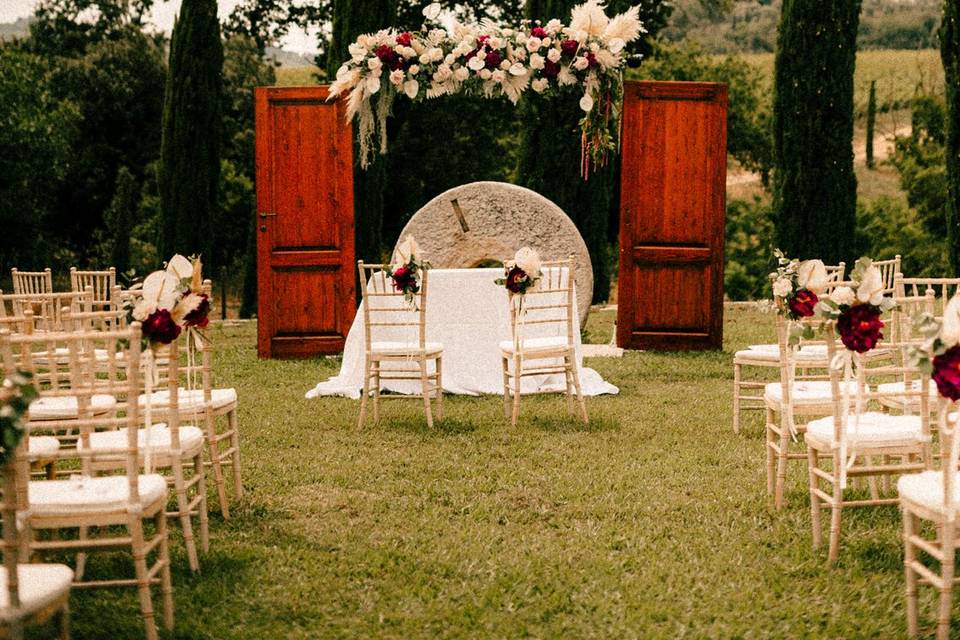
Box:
254 86 356 358
617 81 728 350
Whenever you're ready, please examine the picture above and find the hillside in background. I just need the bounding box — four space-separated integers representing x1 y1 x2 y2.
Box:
663 0 942 53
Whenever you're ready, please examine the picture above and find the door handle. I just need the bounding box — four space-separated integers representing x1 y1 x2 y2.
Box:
258 211 277 218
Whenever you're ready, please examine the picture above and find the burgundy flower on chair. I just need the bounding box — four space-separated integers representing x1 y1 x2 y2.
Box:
390 265 419 295
504 266 530 294
933 345 960 401
142 309 182 345
787 288 818 318
837 304 885 353
183 294 211 328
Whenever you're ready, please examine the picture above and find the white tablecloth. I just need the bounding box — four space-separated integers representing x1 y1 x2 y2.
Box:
305 268 618 398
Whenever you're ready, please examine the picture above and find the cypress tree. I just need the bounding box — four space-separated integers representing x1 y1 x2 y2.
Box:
327 0 396 264
159 0 223 267
866 80 877 169
944 0 960 273
772 0 861 265
105 166 136 274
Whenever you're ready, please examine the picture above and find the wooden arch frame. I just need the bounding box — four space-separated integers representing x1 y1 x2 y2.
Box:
254 80 727 358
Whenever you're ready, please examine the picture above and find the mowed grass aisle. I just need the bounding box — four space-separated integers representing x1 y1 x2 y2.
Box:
67 306 919 638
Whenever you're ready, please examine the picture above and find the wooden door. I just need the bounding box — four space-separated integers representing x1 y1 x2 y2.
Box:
254 86 356 358
617 81 728 350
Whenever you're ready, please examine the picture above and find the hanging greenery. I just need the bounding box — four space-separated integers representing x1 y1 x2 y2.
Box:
328 0 645 177
0 372 37 468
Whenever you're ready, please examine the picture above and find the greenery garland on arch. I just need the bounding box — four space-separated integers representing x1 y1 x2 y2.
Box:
328 0 645 177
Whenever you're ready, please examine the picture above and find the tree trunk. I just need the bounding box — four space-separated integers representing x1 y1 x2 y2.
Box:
866 79 876 169
159 0 223 267
772 0 861 265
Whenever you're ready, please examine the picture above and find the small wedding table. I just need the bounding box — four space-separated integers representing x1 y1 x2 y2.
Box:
305 268 618 398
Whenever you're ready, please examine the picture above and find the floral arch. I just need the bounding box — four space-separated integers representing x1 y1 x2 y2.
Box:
328 0 646 177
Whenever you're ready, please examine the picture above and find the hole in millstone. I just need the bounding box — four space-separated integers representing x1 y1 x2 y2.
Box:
471 259 504 269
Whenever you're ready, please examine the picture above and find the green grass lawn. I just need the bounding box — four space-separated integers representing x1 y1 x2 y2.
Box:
62 307 928 638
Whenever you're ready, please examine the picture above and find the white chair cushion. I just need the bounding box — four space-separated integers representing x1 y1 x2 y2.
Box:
898 471 960 515
29 474 167 515
29 394 116 421
735 343 829 362
764 380 859 405
806 411 925 447
28 436 60 459
499 336 571 354
369 341 443 355
79 424 205 458
0 564 73 618
32 347 121 363
877 380 939 405
138 388 237 412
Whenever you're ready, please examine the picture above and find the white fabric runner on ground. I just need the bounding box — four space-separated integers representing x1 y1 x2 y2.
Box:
305 268 618 399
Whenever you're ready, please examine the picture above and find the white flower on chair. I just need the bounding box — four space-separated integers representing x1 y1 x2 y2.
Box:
941 294 960 347
797 259 828 294
829 286 856 307
856 265 885 306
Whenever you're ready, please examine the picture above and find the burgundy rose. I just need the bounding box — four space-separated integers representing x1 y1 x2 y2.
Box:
530 26 548 38
787 288 818 318
933 345 960 401
484 50 503 70
375 44 398 65
477 35 490 46
542 59 560 79
505 266 529 294
837 304 885 353
586 52 599 68
142 309 182 345
560 39 579 58
395 32 412 47
391 266 419 294
184 294 210 328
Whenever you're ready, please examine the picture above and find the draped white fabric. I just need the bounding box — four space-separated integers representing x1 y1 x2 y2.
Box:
305 268 618 399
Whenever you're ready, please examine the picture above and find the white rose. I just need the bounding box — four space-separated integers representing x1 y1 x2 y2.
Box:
526 37 542 52
454 67 470 81
829 286 856 306
367 57 382 72
444 53 455 65
542 37 552 47
942 294 960 346
772 278 793 299
422 2 441 20
479 68 492 80
491 69 506 82
467 55 485 71
132 300 155 322
607 38 626 54
529 53 545 70
489 37 502 49
499 59 511 70
856 265 885 305
408 64 420 75
509 62 526 76
573 56 590 71
547 48 561 63
579 93 594 112
532 78 549 93
389 69 404 86
797 259 829 294
590 42 600 53
513 48 527 61
546 19 562 34
419 52 431 65
433 65 451 81
348 43 367 60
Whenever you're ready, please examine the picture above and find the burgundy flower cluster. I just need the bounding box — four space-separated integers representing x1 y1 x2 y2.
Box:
465 35 504 71
184 294 211 328
390 265 420 295
787 289 818 318
142 309 182 345
375 42 407 71
504 266 531 294
836 304 885 353
933 346 960 401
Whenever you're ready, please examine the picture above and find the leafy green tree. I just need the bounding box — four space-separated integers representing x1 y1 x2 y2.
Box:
943 0 960 273
159 0 223 267
772 0 861 265
29 0 156 57
890 95 948 239
0 47 79 269
103 166 137 274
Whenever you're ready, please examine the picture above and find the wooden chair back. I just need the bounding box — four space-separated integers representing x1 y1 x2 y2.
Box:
871 255 902 294
824 262 846 291
938 404 960 517
0 324 143 480
0 291 91 331
70 267 116 309
508 257 576 351
10 269 52 296
357 262 429 352
895 275 960 315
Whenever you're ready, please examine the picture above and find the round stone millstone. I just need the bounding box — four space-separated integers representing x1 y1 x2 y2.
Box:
393 181 594 326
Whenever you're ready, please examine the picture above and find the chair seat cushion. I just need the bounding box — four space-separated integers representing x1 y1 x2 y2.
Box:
29 394 116 421
806 412 925 447
764 380 859 405
898 471 960 515
79 424 205 458
499 336 571 354
877 380 939 407
735 343 829 362
369 341 443 356
29 474 168 515
33 347 121 364
138 388 237 412
28 436 60 460
0 564 73 618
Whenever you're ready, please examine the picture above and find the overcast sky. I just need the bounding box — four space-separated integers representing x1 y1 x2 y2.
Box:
0 0 320 52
